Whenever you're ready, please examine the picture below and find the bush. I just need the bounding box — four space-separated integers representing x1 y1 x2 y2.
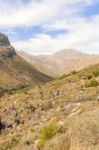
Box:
93 70 99 77
84 78 99 88
87 75 93 80
39 122 59 148
71 70 77 75
59 74 70 80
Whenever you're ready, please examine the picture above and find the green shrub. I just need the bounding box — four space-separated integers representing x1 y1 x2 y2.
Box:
39 122 58 140
84 78 99 88
93 70 99 77
59 74 70 80
39 122 59 148
83 75 93 80
71 70 77 75
87 75 93 80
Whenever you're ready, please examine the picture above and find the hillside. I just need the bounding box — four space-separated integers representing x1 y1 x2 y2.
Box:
18 49 99 77
0 33 52 89
0 62 99 150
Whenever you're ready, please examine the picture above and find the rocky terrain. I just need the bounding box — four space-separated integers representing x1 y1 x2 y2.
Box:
0 33 99 150
18 49 99 77
0 33 52 90
0 61 99 150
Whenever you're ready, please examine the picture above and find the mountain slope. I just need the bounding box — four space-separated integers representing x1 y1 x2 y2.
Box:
1 62 99 150
18 49 99 77
0 33 52 89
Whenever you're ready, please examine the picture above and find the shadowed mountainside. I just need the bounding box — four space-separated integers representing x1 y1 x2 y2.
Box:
0 33 52 89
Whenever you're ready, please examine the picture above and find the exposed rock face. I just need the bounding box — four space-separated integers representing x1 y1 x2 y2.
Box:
0 33 10 46
0 33 16 58
0 46 16 58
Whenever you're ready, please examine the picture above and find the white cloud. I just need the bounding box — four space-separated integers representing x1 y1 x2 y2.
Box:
12 14 99 55
1 0 99 54
0 0 98 28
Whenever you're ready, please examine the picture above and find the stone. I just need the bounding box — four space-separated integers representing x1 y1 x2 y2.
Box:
0 33 10 46
0 33 16 58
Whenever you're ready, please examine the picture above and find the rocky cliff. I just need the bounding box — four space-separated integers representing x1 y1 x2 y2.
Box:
0 33 16 58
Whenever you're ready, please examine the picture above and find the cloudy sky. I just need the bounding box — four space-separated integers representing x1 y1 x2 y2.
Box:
0 0 99 55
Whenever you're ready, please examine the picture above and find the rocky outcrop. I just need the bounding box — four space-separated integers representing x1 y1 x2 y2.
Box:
0 33 16 58
0 46 16 58
0 33 10 46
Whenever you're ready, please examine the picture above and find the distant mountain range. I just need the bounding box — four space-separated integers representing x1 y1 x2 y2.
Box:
0 33 52 89
18 49 99 77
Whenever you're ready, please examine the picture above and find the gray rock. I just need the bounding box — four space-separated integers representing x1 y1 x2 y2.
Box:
0 33 10 46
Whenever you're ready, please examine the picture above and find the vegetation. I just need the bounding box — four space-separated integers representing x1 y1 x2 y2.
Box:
59 70 77 80
44 134 70 150
0 86 27 97
39 122 59 148
93 70 99 77
71 70 77 75
58 73 70 80
86 74 93 80
1 54 99 150
84 78 99 88
1 137 20 150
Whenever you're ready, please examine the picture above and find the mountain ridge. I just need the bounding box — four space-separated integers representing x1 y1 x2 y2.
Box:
18 49 99 77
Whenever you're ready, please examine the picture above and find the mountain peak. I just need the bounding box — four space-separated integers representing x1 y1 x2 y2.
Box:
0 33 10 46
0 33 16 58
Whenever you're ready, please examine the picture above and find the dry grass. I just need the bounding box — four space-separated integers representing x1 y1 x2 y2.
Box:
44 133 70 150
1 61 99 150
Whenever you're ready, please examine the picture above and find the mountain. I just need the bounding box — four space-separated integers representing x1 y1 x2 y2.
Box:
0 33 52 89
18 49 99 77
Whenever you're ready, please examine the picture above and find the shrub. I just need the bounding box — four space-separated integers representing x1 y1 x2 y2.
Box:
84 78 99 88
59 74 70 80
87 75 93 80
93 70 99 77
83 75 93 80
39 122 59 148
71 70 77 75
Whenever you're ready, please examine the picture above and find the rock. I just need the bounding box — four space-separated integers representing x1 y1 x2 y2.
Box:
0 33 10 46
41 101 53 111
0 117 6 131
57 121 66 133
0 45 16 58
7 124 13 129
14 118 21 126
28 104 37 112
0 33 16 58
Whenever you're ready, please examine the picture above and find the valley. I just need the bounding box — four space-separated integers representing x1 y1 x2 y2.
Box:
0 33 99 150
0 0 99 150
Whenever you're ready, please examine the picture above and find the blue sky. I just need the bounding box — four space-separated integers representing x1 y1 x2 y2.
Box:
0 0 99 55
